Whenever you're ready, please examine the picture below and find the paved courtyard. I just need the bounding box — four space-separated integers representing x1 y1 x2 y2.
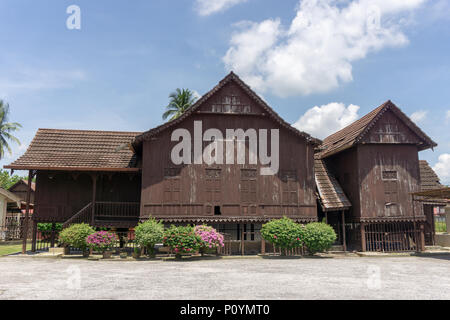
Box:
0 255 449 300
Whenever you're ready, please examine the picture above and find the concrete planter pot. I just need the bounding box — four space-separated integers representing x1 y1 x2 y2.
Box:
102 251 112 259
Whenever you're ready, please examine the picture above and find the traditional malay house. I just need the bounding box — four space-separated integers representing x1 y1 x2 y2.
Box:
4 73 439 254
316 100 437 252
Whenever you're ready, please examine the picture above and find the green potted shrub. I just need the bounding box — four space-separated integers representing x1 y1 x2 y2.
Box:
86 231 117 259
135 218 164 258
163 225 201 259
261 217 305 256
59 223 95 256
303 222 337 255
132 247 141 259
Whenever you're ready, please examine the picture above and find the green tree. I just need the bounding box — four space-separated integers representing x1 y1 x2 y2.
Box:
0 169 25 190
162 88 198 121
0 100 21 159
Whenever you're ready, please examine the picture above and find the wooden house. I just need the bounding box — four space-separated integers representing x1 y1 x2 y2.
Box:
316 100 437 252
4 74 439 253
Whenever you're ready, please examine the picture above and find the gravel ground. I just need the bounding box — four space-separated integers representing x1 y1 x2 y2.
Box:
0 255 449 300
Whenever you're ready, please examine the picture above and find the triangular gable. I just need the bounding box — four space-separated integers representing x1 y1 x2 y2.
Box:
132 72 321 151
318 100 437 158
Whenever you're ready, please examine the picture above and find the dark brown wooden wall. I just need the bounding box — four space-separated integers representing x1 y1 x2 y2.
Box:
357 144 422 219
34 171 140 222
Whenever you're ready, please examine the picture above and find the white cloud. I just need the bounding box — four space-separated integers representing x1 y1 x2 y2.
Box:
224 0 426 97
292 102 360 139
446 110 450 123
410 110 427 122
433 153 450 186
195 0 248 16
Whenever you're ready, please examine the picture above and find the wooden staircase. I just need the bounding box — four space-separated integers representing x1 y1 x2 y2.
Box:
63 202 140 229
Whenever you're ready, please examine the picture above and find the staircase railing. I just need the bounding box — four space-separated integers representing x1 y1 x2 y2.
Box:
62 202 93 229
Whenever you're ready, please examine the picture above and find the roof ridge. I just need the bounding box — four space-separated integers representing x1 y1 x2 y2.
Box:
37 128 142 134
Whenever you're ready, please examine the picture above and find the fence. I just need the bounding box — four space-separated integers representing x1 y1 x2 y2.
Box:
364 222 419 252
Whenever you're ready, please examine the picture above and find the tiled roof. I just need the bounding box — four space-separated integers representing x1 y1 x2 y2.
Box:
419 160 443 191
318 100 437 158
315 157 351 211
133 72 322 150
5 129 141 171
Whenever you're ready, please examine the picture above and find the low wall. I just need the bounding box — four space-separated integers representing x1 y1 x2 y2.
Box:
435 233 450 247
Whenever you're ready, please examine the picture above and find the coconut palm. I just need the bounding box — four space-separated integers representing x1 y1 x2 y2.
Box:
0 100 21 159
162 88 198 121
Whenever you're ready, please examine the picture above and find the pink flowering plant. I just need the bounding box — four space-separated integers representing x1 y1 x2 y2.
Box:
86 231 117 253
194 225 224 255
163 225 201 258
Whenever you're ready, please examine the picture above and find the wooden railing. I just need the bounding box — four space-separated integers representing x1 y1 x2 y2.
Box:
94 202 140 221
63 202 93 228
62 202 140 228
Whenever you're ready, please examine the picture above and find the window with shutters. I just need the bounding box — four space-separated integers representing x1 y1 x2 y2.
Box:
382 170 398 216
240 169 257 203
205 168 221 203
281 171 298 205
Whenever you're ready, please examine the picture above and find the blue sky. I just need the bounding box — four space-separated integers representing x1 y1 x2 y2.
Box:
0 0 449 183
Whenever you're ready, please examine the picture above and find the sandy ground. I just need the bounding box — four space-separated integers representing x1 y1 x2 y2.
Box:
0 255 449 300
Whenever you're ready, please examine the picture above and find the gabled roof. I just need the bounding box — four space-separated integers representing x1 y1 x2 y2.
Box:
318 100 437 159
133 72 321 150
419 160 444 191
8 179 35 192
5 129 141 172
315 157 351 212
0 187 21 207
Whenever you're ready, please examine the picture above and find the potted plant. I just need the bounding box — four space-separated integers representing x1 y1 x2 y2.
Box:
59 223 95 257
86 231 117 259
134 218 164 258
132 247 141 259
194 225 224 256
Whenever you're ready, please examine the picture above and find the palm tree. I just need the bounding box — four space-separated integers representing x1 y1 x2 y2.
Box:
0 100 21 159
162 88 198 121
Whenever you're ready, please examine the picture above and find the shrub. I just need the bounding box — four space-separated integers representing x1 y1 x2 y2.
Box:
163 225 202 258
86 231 117 253
303 222 337 254
261 217 305 252
59 223 95 250
134 218 164 256
194 225 224 255
37 223 63 239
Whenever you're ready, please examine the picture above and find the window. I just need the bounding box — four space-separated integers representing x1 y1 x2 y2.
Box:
211 95 251 114
382 170 397 180
281 170 298 205
163 168 181 203
240 169 257 203
206 169 221 203
214 206 221 216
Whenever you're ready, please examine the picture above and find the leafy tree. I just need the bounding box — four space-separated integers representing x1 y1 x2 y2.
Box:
0 170 22 189
162 88 198 121
134 218 164 257
261 217 305 254
0 100 21 159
